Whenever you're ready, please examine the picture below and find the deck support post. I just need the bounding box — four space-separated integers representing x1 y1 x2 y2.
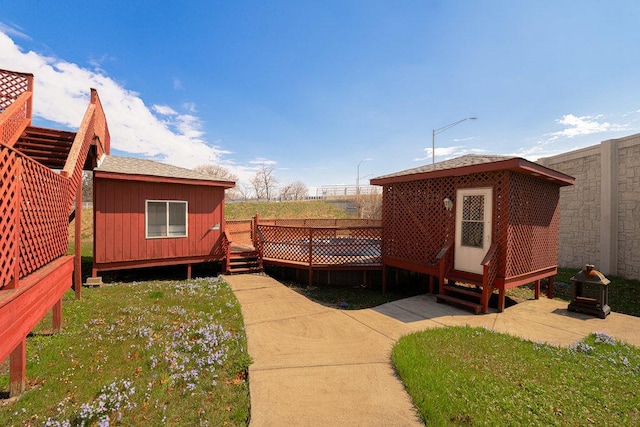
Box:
74 180 82 299
382 265 387 295
547 275 555 299
10 339 27 397
498 287 505 313
187 263 192 279
52 299 62 333
534 279 541 299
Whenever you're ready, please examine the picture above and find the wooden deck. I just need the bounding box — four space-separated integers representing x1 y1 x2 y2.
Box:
1 68 109 396
225 218 383 285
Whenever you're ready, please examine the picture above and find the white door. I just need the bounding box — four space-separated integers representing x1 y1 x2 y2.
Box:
454 188 492 274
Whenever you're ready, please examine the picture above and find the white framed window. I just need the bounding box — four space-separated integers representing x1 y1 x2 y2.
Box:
145 200 188 238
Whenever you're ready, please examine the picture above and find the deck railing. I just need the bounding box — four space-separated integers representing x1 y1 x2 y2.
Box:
0 143 69 290
256 224 382 266
0 70 33 147
480 242 500 313
62 89 110 214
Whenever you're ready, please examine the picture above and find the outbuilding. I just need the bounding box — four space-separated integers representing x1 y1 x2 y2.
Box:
371 154 575 313
92 156 235 278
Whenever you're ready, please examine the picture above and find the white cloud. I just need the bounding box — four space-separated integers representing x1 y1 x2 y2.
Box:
414 146 487 162
551 114 625 138
0 31 228 169
0 22 30 40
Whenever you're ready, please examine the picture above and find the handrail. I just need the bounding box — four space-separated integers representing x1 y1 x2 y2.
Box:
62 89 110 214
481 242 500 313
436 244 452 292
222 230 232 273
0 90 32 146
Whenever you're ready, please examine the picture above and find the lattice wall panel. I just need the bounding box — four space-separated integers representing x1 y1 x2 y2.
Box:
0 146 20 289
19 158 69 277
505 172 560 277
0 70 30 111
382 177 455 267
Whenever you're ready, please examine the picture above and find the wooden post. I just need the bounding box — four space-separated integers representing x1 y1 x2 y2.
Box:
547 275 555 299
52 299 62 333
308 228 314 286
74 188 82 299
10 339 26 397
382 265 387 295
187 263 192 279
534 279 541 300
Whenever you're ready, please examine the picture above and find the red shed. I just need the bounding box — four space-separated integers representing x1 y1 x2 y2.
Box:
371 155 575 313
92 156 234 278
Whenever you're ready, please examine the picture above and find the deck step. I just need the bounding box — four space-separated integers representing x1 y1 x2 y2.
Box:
227 251 263 274
436 294 483 314
441 284 482 299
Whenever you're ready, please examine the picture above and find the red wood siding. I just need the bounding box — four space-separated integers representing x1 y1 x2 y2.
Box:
94 178 225 268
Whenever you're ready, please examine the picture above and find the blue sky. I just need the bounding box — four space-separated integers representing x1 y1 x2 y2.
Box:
2 1 639 195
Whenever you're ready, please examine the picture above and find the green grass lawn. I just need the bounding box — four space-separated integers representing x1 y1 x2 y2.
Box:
0 277 251 426
393 326 640 426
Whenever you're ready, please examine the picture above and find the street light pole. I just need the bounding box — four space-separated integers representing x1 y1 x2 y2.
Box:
432 117 477 164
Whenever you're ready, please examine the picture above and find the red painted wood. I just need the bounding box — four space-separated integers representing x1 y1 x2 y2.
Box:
93 179 226 273
0 255 73 363
10 339 26 397
53 299 62 333
74 188 82 298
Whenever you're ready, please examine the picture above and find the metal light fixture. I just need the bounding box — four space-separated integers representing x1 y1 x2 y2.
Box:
443 197 453 211
432 117 478 164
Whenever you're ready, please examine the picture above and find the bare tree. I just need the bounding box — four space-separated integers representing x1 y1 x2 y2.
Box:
194 164 242 199
81 171 93 202
279 180 308 200
250 164 278 200
194 164 238 181
233 183 253 201
357 191 383 219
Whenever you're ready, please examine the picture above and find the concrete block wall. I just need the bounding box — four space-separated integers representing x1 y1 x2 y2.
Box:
538 133 640 280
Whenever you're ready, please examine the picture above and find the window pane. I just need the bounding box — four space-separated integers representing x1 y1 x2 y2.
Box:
462 221 484 248
168 202 187 236
462 195 484 221
147 202 167 237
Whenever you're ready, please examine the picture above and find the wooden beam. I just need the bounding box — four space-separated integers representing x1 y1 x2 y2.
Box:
74 189 82 299
0 256 74 363
53 299 62 333
9 339 26 397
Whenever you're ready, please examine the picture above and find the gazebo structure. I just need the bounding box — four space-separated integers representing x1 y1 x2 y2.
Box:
371 155 575 314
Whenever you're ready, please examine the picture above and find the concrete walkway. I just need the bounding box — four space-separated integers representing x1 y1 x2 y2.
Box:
224 274 640 426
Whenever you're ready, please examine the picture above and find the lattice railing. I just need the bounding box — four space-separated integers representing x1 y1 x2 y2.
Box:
0 70 33 147
226 219 254 247
1 143 70 289
257 224 382 266
0 145 21 289
63 89 110 214
259 218 381 227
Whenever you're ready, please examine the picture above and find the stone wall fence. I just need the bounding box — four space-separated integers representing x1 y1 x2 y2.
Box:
537 132 640 280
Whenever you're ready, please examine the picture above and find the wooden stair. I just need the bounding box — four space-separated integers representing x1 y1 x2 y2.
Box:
436 276 484 314
227 250 263 274
14 126 77 170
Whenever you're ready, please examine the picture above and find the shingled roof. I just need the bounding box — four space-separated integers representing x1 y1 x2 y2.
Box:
95 155 235 187
370 154 574 186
